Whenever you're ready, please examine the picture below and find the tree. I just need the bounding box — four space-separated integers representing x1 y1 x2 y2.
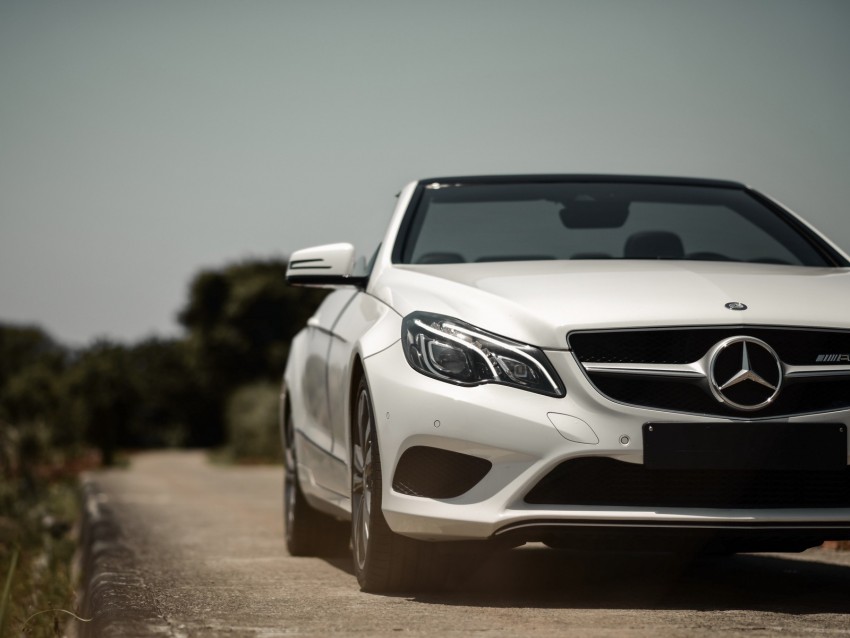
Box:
177 259 327 446
0 257 329 457
0 325 57 380
0 324 66 418
0 324 72 456
122 337 209 448
61 341 136 466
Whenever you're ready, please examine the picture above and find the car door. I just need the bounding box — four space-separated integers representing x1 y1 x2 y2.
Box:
296 288 358 494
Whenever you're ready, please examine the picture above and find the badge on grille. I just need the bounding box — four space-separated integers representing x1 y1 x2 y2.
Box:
708 336 783 411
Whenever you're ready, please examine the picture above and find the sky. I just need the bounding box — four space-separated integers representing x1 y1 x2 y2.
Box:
2 0 849 346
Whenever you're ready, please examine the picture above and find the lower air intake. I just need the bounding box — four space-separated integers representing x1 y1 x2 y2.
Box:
525 457 850 509
392 446 492 499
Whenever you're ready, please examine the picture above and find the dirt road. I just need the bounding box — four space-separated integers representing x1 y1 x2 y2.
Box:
77 450 850 637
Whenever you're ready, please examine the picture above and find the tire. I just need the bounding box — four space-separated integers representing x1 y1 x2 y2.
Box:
350 377 452 592
282 399 348 557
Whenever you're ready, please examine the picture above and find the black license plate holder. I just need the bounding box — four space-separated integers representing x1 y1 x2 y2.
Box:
643 422 847 471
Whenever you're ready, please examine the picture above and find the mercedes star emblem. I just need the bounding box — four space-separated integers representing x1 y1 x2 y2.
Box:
708 336 783 411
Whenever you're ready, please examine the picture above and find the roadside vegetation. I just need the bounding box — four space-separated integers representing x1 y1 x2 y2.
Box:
0 258 325 636
0 425 83 638
223 382 283 464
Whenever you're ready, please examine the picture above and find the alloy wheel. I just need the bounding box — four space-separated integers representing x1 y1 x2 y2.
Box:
352 385 374 572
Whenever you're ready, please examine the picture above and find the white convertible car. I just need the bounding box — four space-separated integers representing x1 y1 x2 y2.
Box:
282 175 850 591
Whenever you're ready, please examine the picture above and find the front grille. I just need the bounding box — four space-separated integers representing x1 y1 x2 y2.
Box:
392 446 492 499
591 376 850 418
569 326 850 418
525 457 850 509
570 327 850 366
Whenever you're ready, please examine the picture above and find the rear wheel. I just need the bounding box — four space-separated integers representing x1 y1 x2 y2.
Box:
283 400 348 557
351 377 454 592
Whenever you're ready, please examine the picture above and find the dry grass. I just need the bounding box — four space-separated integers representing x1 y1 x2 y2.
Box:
0 479 80 638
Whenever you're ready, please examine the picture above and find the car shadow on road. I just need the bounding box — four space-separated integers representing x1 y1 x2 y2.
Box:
345 546 850 613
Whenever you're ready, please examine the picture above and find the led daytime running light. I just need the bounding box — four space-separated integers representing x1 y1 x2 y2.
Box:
402 312 565 397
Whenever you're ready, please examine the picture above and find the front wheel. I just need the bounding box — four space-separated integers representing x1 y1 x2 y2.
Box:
350 377 452 592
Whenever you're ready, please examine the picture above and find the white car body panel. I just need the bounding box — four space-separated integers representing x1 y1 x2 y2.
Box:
286 288 402 510
372 261 850 347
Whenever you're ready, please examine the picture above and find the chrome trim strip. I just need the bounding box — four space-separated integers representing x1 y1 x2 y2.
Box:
583 362 850 380
495 520 850 535
582 361 705 378
785 364 850 378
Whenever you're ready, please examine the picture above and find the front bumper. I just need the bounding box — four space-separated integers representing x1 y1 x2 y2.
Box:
364 341 850 542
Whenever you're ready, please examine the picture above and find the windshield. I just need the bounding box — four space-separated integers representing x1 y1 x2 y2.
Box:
396 181 838 267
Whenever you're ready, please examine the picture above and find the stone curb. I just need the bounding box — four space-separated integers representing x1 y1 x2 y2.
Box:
73 475 173 638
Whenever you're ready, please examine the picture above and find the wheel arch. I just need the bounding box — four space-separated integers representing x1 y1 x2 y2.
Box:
348 355 367 458
279 375 289 452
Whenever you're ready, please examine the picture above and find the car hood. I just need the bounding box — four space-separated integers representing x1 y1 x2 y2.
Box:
371 260 850 349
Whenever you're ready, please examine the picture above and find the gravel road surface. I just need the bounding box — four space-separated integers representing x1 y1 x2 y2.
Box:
76 450 850 637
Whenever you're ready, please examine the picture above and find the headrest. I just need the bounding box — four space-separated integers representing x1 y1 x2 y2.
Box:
624 231 684 259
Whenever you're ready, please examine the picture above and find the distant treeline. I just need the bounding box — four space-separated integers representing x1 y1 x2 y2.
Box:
0 258 326 467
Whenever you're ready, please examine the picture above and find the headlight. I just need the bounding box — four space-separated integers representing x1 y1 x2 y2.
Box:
402 312 565 397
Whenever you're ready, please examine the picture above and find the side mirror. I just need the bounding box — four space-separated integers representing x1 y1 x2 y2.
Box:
286 243 368 288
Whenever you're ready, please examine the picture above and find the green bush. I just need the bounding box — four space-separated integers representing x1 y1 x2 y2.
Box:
225 383 282 463
0 421 79 638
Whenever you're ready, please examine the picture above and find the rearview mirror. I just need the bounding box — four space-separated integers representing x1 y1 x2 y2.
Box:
559 200 630 229
286 243 368 288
